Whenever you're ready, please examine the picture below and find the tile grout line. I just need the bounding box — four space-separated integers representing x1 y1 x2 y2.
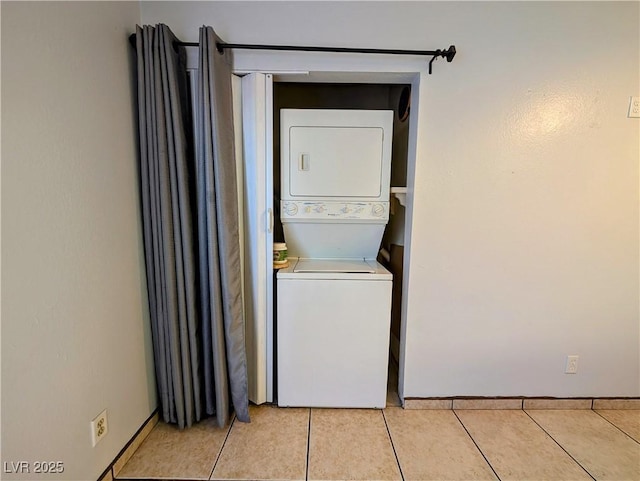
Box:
381 410 405 481
208 415 237 481
522 410 596 481
305 408 312 481
592 409 640 445
451 410 502 481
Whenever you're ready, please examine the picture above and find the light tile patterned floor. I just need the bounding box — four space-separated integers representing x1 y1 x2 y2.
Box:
455 410 592 481
115 407 640 481
115 416 228 480
212 406 308 481
527 410 640 481
308 409 401 481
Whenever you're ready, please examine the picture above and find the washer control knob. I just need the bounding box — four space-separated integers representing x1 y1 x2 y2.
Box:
341 204 351 214
314 204 325 213
284 203 298 216
372 204 385 217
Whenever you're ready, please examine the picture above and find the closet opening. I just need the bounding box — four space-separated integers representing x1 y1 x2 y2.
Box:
272 82 412 405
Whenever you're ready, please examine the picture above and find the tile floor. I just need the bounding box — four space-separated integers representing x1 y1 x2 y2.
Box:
115 405 640 481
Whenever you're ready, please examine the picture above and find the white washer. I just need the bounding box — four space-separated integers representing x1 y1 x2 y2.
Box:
277 109 393 408
278 258 392 408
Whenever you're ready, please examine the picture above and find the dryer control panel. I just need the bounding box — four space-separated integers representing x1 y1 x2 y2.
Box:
281 201 389 222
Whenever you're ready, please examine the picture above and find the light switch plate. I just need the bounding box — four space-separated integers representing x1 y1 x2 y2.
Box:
629 96 640 118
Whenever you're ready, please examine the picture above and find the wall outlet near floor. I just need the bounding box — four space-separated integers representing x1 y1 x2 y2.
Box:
565 355 579 374
90 409 108 447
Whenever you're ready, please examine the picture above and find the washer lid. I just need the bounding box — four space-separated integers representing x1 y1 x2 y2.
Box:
277 258 392 280
293 258 376 273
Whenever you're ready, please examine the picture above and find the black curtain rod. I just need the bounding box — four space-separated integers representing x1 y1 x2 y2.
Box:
129 34 456 74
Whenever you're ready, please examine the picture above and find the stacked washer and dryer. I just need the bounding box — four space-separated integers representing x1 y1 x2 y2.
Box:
277 109 394 409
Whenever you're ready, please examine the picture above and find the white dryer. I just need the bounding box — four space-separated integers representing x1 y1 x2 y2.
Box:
277 109 394 408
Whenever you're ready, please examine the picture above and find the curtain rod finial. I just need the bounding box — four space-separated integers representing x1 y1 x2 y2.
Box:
446 45 456 62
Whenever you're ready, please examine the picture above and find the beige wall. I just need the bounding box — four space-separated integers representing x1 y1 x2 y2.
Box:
142 1 639 398
2 4 635 477
2 2 156 480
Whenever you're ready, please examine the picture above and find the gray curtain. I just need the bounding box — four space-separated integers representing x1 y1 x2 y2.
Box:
135 24 249 429
196 27 250 426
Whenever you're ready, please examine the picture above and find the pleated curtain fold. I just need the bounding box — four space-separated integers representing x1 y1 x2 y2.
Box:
196 26 250 426
134 23 249 429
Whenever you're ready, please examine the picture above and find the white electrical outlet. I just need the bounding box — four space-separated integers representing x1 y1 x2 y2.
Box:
565 355 579 374
629 97 640 118
90 409 108 447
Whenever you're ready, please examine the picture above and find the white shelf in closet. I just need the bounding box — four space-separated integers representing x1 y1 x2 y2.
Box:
390 187 407 208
